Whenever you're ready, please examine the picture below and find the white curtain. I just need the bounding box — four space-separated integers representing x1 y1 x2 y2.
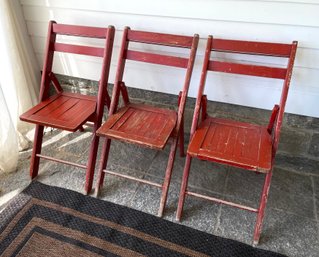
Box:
0 0 40 173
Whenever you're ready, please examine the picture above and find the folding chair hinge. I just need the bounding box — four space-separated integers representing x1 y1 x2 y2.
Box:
201 95 208 122
120 81 130 105
49 72 63 94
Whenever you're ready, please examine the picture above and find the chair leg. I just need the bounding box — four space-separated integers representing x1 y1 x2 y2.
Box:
176 154 192 221
94 138 112 197
253 169 273 246
85 134 100 195
158 138 178 217
179 116 185 157
177 91 185 158
29 125 44 179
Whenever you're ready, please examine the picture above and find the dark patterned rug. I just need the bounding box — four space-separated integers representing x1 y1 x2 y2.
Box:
0 182 285 257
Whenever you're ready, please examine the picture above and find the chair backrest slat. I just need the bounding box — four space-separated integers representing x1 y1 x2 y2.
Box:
52 23 108 38
208 60 287 79
126 50 189 68
127 30 194 48
212 39 292 57
54 43 105 57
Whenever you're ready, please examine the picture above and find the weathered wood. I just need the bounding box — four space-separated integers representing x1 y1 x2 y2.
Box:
36 154 87 169
208 60 287 79
20 93 96 132
126 50 189 68
97 103 177 149
127 29 194 48
273 41 298 153
20 21 115 194
178 91 185 157
187 117 272 173
212 38 293 57
52 23 108 38
54 43 105 57
96 27 199 217
267 104 280 134
176 37 298 246
253 170 273 246
49 72 63 93
104 170 162 188
186 191 258 213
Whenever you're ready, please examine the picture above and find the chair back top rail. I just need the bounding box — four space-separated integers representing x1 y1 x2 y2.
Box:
52 23 110 38
212 38 294 57
123 29 198 68
127 29 194 48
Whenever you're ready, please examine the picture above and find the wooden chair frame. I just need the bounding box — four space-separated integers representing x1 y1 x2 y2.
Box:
20 21 115 194
95 27 199 217
176 36 298 245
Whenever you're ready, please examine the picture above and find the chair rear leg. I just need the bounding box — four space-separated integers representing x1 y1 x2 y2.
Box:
253 170 273 246
30 125 44 179
95 138 112 197
85 133 100 195
176 154 192 221
177 91 185 158
179 116 185 157
158 138 178 217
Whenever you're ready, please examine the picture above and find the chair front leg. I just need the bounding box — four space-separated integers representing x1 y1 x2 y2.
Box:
177 91 185 157
158 138 179 217
176 154 192 221
179 116 185 157
85 133 100 195
253 169 273 246
95 138 112 197
30 125 44 179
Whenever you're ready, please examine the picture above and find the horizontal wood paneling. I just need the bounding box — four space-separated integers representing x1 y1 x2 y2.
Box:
20 0 319 117
19 0 319 27
22 7 319 49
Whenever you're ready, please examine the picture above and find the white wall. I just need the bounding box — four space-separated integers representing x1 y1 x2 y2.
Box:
20 0 319 118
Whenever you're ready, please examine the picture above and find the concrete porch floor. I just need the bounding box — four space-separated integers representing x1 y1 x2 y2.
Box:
1 126 319 257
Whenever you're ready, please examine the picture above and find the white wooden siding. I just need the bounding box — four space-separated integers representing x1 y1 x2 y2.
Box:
20 0 319 117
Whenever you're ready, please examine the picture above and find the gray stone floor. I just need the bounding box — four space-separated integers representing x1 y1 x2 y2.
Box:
1 127 319 257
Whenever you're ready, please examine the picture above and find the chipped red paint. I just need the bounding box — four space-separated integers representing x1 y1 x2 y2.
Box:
19 21 115 194
176 36 298 245
95 27 199 217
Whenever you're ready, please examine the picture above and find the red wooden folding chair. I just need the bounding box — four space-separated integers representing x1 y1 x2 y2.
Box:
176 36 297 245
95 27 199 217
20 21 115 194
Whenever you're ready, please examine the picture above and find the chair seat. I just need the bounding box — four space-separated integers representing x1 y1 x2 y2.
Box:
97 103 177 149
20 92 96 132
188 117 273 173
